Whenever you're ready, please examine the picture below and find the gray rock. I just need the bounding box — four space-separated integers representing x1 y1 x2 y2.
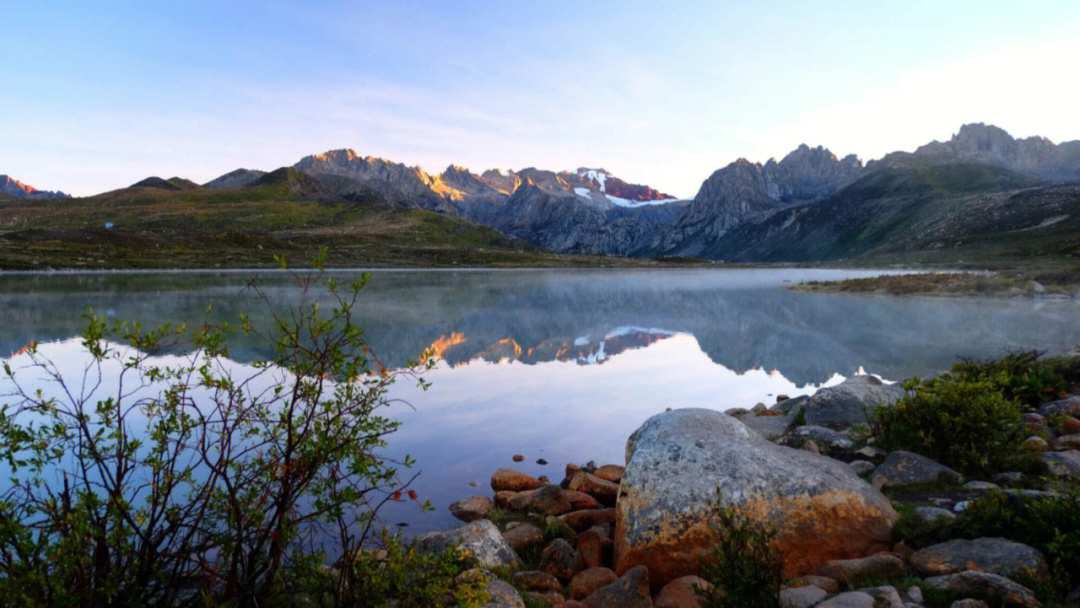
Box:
904 585 924 605
964 481 1000 491
911 538 1045 579
1040 450 1080 477
817 591 877 608
857 585 904 608
914 506 956 524
780 585 829 608
849 460 876 476
616 409 898 588
804 375 906 430
816 554 905 586
1038 395 1080 418
482 579 526 608
743 412 795 440
923 571 1041 608
874 451 962 487
992 472 1024 486
786 425 854 451
775 394 811 417
855 446 888 460
416 519 520 569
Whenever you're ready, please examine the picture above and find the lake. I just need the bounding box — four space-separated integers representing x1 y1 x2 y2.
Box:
2 267 1080 534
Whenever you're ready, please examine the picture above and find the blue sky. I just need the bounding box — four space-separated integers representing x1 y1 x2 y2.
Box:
4 1 1080 197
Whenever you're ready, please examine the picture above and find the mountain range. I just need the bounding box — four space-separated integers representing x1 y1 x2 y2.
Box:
0 175 69 200
4 123 1080 267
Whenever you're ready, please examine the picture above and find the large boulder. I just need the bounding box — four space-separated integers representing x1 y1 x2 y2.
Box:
873 451 962 487
911 538 1046 579
803 375 906 430
416 519 520 569
615 409 898 588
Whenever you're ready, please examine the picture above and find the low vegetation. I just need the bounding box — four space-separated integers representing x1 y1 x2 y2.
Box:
874 350 1080 476
695 489 783 608
892 490 1080 604
797 264 1080 297
0 258 483 606
874 373 1029 477
0 177 687 270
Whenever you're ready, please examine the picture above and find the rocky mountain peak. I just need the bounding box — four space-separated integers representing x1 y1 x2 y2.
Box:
0 175 69 199
913 123 1065 174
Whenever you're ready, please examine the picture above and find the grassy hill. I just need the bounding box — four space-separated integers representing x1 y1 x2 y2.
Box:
0 168 657 270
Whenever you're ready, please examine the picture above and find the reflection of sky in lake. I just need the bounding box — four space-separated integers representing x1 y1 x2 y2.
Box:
3 268 1080 533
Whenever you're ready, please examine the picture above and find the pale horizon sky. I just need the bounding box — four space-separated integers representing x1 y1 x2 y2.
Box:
4 1 1080 198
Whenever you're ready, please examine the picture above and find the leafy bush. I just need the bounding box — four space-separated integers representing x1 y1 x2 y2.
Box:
874 373 1027 477
0 261 450 607
952 350 1069 408
315 534 489 608
695 490 782 608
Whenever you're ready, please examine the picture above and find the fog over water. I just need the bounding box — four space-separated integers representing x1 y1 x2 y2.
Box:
2 268 1079 532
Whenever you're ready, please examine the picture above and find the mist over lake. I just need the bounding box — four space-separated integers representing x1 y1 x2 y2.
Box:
4 267 1079 533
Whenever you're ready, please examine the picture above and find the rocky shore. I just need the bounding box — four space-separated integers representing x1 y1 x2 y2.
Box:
419 374 1080 608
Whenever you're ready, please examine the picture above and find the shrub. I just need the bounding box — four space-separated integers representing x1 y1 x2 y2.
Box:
874 373 1027 477
956 490 1080 601
695 489 782 608
0 261 448 607
316 533 489 608
952 350 1070 408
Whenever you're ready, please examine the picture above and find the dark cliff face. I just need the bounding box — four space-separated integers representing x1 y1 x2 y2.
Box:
649 146 865 257
493 181 688 255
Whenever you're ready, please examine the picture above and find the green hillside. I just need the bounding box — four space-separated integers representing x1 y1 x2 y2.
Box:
710 162 1080 267
0 170 651 270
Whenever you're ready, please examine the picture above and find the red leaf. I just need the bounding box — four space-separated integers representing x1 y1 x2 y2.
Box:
407 490 418 501
391 491 402 502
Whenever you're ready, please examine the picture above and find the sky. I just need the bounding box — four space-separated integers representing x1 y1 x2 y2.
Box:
4 1 1080 198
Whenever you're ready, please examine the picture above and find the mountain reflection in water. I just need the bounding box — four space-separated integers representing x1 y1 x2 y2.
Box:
2 267 1080 532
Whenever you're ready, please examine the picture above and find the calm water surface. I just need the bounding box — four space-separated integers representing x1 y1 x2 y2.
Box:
2 268 1079 533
